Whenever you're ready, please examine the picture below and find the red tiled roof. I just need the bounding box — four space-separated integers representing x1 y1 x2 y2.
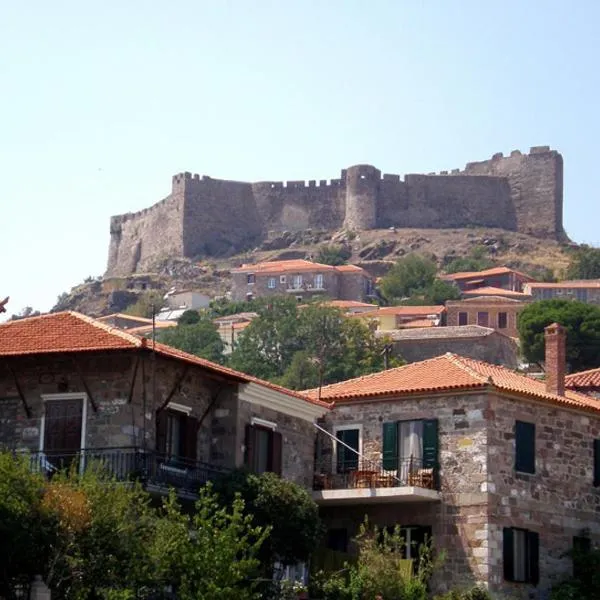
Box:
565 367 600 390
461 287 533 300
397 319 436 329
304 353 600 413
0 312 330 408
374 305 445 316
231 259 368 276
441 266 536 281
327 300 378 309
525 280 600 289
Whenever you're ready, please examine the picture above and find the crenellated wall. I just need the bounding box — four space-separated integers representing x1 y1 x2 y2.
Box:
106 146 565 276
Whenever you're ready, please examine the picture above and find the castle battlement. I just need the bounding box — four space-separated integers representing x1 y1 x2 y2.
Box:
106 147 565 277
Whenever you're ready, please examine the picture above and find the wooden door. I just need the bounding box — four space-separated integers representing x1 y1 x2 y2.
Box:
44 399 83 469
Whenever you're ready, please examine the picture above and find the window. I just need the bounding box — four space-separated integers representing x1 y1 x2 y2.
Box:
594 439 600 487
334 427 360 473
247 274 255 284
573 535 591 578
458 312 468 326
280 275 287 284
245 424 282 475
515 421 535 474
246 292 253 302
380 525 432 561
326 528 348 553
267 277 277 289
382 419 438 485
156 408 198 463
314 273 324 289
503 528 539 584
498 312 508 329
477 311 489 327
291 274 303 289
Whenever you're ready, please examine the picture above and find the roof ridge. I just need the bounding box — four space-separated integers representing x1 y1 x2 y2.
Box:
444 353 493 384
67 311 143 347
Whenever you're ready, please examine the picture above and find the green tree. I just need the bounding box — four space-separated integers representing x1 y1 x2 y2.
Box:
316 244 352 266
517 299 600 372
566 245 600 280
380 255 437 302
124 291 165 318
444 246 494 274
213 471 322 571
151 487 268 600
158 318 225 363
230 300 391 389
178 309 201 325
423 279 461 304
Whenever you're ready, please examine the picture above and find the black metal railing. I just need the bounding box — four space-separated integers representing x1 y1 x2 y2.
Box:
313 456 438 491
24 448 229 496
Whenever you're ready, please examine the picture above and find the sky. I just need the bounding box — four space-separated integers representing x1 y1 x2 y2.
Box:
2 0 599 318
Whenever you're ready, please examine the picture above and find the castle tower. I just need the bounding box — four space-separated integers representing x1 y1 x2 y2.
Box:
343 164 380 230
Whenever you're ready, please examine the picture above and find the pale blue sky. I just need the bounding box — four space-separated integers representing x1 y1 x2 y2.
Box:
2 0 599 317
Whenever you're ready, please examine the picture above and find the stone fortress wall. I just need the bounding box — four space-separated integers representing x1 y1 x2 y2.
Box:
106 146 564 276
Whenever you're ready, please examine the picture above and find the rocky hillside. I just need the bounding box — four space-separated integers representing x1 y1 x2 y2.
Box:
54 227 575 317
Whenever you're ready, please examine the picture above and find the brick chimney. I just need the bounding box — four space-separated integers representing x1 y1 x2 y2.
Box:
545 322 566 396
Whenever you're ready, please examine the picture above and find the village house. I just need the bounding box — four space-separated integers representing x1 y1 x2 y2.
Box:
441 266 536 293
0 312 329 496
97 313 177 337
377 325 519 368
307 324 600 598
565 367 600 398
212 312 259 354
230 259 374 303
445 296 529 338
353 305 445 331
523 279 600 305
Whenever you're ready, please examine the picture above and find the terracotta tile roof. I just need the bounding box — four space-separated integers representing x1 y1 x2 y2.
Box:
565 367 600 390
375 325 497 341
232 259 336 274
305 353 599 413
447 296 526 306
97 313 156 325
126 322 178 335
327 300 377 309
373 305 445 316
231 259 368 276
461 287 533 300
525 280 600 289
397 319 436 329
441 266 536 281
0 312 330 409
213 312 259 324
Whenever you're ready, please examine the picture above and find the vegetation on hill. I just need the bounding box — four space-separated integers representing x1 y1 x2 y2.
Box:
566 245 600 280
157 316 225 364
379 255 461 305
315 244 352 266
443 245 494 274
517 299 600 372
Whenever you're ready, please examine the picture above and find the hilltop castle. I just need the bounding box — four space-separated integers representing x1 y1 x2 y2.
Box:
106 146 565 276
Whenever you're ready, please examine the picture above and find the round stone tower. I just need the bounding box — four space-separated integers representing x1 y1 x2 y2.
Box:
343 164 380 230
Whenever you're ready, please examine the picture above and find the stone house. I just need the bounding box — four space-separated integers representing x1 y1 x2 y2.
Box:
446 296 530 338
212 312 258 355
441 267 536 293
230 259 374 303
523 280 600 305
461 287 533 301
0 312 329 494
97 313 176 336
353 305 445 331
306 324 600 598
377 325 519 368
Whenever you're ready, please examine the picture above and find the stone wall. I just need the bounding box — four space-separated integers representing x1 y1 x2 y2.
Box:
486 393 600 599
446 298 527 338
106 147 565 276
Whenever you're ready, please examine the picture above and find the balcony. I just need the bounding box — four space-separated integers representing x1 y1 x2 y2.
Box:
312 457 441 506
25 447 229 499
286 284 326 293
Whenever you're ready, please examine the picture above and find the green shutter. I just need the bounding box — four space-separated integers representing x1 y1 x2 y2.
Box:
527 531 539 585
382 422 398 470
503 528 514 581
594 439 600 487
422 419 439 470
515 421 536 474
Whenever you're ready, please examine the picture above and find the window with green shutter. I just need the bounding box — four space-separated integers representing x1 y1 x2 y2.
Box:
422 419 439 470
382 422 398 470
594 439 600 487
515 420 536 474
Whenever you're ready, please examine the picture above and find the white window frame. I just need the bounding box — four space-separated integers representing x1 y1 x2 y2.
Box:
251 416 277 430
167 401 192 415
279 275 287 284
267 277 277 289
314 273 324 289
291 274 303 289
39 393 88 468
332 423 363 471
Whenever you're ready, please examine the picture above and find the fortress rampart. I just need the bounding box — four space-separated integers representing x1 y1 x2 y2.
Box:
106 146 564 276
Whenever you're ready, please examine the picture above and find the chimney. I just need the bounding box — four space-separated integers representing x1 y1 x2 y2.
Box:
544 323 566 396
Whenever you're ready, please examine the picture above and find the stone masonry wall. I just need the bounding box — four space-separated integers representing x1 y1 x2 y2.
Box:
106 147 564 276
237 399 317 488
446 299 527 338
486 393 600 599
319 393 492 594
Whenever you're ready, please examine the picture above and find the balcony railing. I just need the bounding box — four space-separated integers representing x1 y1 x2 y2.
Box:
24 448 229 496
313 457 438 492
